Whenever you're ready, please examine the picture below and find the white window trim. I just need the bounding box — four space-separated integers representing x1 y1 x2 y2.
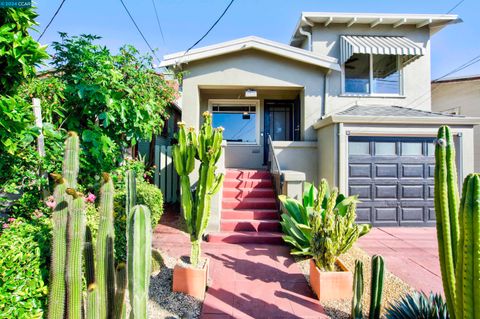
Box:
208 99 261 146
341 54 404 97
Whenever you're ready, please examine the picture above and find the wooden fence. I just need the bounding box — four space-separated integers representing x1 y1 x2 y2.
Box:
154 145 179 203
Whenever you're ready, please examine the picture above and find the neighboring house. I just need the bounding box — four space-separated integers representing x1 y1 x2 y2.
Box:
431 75 480 171
160 12 480 228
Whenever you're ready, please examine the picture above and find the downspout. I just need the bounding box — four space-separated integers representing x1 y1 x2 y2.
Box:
322 70 331 117
298 16 313 51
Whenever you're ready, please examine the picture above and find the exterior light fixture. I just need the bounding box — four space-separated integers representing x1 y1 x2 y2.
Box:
245 89 257 97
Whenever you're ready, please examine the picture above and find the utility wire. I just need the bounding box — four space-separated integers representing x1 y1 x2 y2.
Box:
151 0 165 44
119 0 162 63
184 0 236 55
446 0 466 14
37 0 67 41
433 54 480 82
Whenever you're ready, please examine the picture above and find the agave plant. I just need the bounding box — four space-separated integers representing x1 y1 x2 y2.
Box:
279 179 371 260
385 291 449 319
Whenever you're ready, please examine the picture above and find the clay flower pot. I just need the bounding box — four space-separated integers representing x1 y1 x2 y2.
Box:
172 258 209 300
309 258 353 301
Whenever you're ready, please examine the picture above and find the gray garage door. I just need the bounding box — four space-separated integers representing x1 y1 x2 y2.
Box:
348 136 436 227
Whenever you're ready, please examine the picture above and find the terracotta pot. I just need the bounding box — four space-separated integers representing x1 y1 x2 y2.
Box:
309 258 353 301
172 258 209 300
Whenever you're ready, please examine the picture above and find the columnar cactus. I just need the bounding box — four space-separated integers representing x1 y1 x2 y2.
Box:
369 255 385 319
172 112 225 267
65 188 86 319
352 260 364 319
434 125 459 315
84 226 98 319
96 173 116 318
455 173 480 319
48 132 79 319
128 205 152 319
114 263 127 319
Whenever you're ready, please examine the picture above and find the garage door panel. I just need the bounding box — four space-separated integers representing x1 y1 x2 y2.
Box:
375 207 397 222
401 164 424 178
356 207 371 222
401 207 424 221
349 164 372 178
400 185 424 199
375 185 397 199
349 136 436 227
375 164 398 178
349 184 371 200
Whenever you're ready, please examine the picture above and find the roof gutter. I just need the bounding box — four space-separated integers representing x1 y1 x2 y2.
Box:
298 16 313 51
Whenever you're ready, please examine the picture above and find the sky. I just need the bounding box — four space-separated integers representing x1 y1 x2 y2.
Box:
32 0 480 79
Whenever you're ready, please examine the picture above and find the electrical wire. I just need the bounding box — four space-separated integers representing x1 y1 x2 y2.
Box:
446 0 466 14
37 0 67 41
184 0 235 55
119 0 162 63
151 0 165 44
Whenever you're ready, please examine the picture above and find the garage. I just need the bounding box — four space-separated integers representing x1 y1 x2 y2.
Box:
348 136 437 226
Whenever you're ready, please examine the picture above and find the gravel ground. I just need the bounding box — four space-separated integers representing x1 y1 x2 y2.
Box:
147 251 202 319
296 245 414 319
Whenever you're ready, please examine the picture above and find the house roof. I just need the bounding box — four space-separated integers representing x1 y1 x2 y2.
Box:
291 12 461 46
313 105 480 129
432 74 480 84
159 36 341 71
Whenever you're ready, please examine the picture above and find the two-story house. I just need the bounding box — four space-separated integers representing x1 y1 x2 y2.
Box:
160 12 479 233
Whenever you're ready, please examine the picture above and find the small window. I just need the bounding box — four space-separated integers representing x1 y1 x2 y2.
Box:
375 142 396 156
401 142 423 156
343 53 402 95
349 142 370 155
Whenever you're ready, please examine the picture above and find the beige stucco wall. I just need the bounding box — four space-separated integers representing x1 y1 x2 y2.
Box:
181 49 326 141
307 24 432 114
316 123 476 194
272 141 318 185
431 80 480 171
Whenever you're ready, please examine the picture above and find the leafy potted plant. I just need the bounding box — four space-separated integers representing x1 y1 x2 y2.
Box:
281 179 370 301
171 112 224 299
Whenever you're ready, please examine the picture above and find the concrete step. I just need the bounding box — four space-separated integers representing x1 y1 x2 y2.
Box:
223 178 273 189
223 187 275 199
222 209 279 220
226 169 271 180
207 231 284 245
220 220 281 232
222 198 277 210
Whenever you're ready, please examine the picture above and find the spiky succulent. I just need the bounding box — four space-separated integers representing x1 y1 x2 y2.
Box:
385 291 449 319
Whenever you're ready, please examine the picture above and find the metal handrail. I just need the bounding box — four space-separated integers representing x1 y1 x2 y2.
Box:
267 135 284 191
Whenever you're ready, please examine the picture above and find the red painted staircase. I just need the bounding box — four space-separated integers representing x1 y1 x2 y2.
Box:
207 169 284 244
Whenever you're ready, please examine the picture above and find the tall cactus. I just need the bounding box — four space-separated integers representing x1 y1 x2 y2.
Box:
352 260 364 319
84 226 98 319
65 188 86 319
96 173 116 318
128 205 152 319
369 255 385 319
434 125 459 316
114 263 127 319
172 112 225 267
454 173 480 319
48 132 79 319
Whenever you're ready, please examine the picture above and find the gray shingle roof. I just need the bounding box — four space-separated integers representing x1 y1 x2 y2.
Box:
337 105 463 118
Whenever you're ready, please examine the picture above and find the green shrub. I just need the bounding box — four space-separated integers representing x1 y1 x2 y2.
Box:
114 180 163 261
0 218 51 318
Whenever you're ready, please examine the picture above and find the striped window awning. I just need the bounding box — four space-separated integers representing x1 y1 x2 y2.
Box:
340 35 426 65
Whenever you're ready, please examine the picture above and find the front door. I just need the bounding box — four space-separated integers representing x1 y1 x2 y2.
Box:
264 100 297 164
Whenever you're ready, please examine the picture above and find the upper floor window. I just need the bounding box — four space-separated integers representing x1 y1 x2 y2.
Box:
344 53 402 95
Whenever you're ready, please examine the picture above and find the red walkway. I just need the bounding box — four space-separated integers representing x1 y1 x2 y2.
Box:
357 227 442 295
153 211 328 319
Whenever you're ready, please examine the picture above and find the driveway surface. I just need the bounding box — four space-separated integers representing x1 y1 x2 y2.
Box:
357 227 443 295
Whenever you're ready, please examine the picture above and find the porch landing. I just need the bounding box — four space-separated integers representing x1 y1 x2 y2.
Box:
154 210 328 319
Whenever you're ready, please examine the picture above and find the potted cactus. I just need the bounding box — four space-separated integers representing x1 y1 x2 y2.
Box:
172 112 224 299
307 179 369 301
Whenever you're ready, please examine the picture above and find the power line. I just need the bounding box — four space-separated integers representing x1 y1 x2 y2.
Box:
119 0 161 63
151 0 165 44
433 54 480 82
37 0 67 41
446 0 466 14
184 0 236 55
